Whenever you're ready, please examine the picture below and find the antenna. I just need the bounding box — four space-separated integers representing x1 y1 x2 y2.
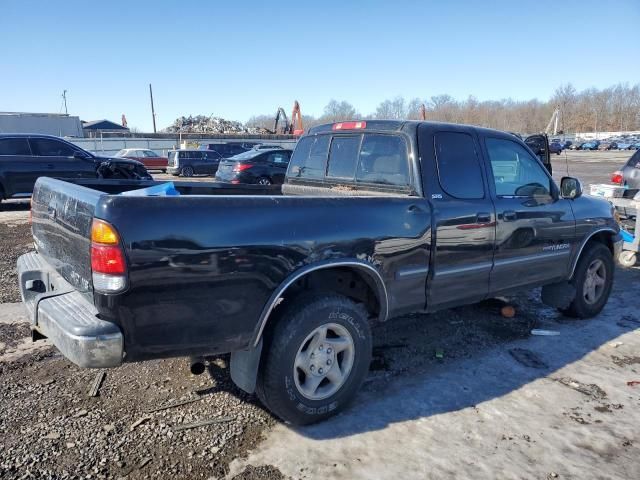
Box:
149 84 157 133
62 90 68 115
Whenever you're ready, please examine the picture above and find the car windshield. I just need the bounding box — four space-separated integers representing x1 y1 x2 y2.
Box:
115 149 128 156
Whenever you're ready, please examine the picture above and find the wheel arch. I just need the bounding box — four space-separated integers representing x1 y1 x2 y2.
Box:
569 228 617 278
251 259 388 348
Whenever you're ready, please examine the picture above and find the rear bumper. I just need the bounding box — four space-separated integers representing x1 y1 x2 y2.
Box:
18 252 124 368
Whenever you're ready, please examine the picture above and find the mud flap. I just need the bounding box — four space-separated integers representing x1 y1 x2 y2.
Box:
230 338 263 394
541 282 576 309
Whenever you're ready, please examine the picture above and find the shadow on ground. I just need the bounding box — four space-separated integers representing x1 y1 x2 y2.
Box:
285 266 640 440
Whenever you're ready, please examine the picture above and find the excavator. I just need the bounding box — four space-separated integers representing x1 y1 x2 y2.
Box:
271 100 304 135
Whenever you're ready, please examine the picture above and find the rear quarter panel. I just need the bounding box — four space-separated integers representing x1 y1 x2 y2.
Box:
94 194 431 360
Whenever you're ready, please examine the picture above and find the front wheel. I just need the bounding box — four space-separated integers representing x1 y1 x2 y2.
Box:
256 294 372 425
181 166 194 177
560 243 614 318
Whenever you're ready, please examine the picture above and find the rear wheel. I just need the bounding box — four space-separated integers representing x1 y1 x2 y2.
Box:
560 243 614 318
256 294 372 425
181 166 194 177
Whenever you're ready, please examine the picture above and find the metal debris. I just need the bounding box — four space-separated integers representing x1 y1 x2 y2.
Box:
166 115 269 135
130 415 152 431
531 329 560 336
88 370 106 397
144 396 204 414
172 416 234 432
138 457 152 469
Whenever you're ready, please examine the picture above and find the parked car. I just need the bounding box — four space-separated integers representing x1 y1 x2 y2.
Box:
630 142 640 150
611 149 640 189
19 120 621 425
0 134 150 203
581 141 599 150
115 148 168 172
199 142 254 158
562 140 573 150
616 141 633 150
215 149 292 185
569 142 585 150
549 141 562 155
166 149 222 177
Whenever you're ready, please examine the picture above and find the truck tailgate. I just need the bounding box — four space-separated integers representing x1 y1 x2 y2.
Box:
31 177 102 294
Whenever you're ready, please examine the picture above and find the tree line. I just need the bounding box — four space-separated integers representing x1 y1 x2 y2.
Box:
246 83 640 135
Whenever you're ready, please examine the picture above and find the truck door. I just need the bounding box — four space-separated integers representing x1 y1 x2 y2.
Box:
483 135 575 292
418 125 496 307
524 134 552 175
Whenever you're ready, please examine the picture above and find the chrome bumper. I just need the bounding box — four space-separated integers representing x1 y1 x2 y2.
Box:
18 252 123 368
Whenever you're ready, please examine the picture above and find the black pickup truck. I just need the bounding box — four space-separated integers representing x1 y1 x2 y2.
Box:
19 120 621 425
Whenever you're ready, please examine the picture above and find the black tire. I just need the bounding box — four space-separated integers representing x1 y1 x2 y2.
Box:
256 294 372 425
181 166 194 177
560 243 614 318
257 176 272 185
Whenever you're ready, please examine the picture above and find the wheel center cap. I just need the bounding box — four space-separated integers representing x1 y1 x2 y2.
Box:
309 344 335 377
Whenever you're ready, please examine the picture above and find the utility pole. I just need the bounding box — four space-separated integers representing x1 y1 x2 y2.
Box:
149 84 157 133
62 90 68 115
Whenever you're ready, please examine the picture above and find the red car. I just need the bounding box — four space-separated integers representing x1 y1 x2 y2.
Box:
115 149 168 172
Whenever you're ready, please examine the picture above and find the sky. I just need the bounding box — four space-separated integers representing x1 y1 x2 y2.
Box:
2 0 639 132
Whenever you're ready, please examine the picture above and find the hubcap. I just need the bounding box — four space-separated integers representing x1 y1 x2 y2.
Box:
583 258 606 305
258 178 271 185
293 323 355 401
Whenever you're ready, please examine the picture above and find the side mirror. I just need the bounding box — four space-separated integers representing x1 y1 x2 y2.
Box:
560 176 583 199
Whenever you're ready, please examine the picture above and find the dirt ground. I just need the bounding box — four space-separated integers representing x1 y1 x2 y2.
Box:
0 150 638 479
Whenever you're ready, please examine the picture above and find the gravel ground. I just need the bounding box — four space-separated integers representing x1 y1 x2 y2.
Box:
0 222 33 304
0 150 637 479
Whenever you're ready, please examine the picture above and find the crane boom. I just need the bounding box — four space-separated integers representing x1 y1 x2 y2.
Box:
545 106 560 135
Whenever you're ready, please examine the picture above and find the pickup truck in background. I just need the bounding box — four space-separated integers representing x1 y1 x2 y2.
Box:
0 134 151 202
19 120 621 425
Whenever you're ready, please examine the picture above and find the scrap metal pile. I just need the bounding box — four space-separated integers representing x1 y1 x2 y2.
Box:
165 115 271 135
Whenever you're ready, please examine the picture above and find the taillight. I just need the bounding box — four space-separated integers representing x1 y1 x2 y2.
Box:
332 121 366 130
233 163 253 172
610 171 624 185
91 219 127 292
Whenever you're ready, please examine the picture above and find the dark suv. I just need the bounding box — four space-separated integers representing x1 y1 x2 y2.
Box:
0 134 150 202
167 149 222 176
199 142 256 158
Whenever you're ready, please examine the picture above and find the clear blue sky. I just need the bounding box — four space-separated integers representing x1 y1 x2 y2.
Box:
2 0 639 131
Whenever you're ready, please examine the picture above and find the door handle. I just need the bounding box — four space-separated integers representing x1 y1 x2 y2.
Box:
503 210 517 221
476 212 492 223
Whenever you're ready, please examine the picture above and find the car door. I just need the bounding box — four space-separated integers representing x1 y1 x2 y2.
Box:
524 134 552 174
0 137 41 196
483 135 575 293
418 125 496 308
266 151 291 184
202 151 221 175
29 137 96 180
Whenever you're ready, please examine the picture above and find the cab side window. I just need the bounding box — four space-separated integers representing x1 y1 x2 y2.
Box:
434 132 484 199
288 135 330 179
486 138 551 197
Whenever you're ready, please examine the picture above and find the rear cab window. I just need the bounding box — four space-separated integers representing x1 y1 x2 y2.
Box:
434 132 485 199
288 133 411 191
